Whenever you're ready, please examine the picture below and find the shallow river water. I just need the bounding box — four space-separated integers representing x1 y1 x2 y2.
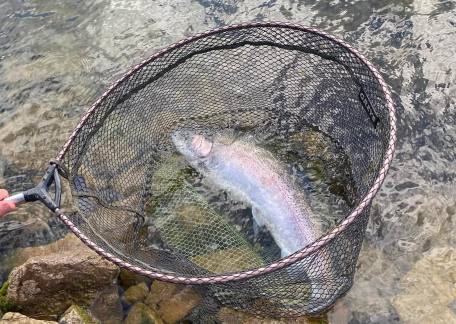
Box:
0 0 455 323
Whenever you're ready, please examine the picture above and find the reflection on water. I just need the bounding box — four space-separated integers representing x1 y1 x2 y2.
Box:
0 0 455 322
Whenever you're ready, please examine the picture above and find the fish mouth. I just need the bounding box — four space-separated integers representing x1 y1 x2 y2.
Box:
171 130 213 159
191 134 213 157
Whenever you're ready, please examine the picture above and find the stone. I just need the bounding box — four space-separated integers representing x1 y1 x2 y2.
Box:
6 248 119 320
1 312 58 323
392 247 456 323
59 305 98 324
0 219 63 265
190 247 264 273
326 300 349 324
118 269 150 290
123 282 149 305
145 281 201 323
217 307 328 324
89 286 123 324
4 235 87 269
1 233 82 284
0 281 19 315
124 303 163 324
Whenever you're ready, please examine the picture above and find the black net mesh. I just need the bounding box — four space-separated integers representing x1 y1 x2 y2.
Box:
59 24 393 318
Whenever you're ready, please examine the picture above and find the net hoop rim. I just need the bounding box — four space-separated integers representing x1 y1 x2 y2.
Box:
55 21 397 284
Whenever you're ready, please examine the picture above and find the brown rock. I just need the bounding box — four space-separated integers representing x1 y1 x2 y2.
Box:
123 282 149 305
0 233 89 272
144 281 178 307
124 303 163 324
1 312 58 323
145 281 201 323
6 249 119 320
118 269 150 290
4 235 87 269
89 286 123 324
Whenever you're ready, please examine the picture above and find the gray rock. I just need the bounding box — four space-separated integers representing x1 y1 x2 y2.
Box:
7 249 119 320
1 312 58 323
0 220 56 256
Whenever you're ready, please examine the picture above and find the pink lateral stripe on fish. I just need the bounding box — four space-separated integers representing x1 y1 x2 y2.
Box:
172 131 322 257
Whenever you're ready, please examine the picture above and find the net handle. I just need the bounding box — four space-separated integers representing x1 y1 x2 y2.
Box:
4 163 62 212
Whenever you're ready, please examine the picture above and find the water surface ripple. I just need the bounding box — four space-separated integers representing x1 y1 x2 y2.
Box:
0 0 455 322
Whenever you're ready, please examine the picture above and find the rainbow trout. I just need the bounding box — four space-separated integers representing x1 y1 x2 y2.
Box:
172 131 322 257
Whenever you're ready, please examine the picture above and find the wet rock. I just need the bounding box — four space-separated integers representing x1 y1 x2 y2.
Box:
326 300 349 324
59 305 97 324
124 303 163 324
0 281 19 315
123 282 149 304
392 247 456 323
190 246 264 273
118 269 150 290
217 307 327 323
145 281 202 323
3 234 87 269
0 219 61 256
1 312 58 323
347 311 399 324
89 285 123 324
6 248 119 320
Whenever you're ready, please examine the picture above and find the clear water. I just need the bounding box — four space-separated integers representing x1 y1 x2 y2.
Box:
0 0 455 323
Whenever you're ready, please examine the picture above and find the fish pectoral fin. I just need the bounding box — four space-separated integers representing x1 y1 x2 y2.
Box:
252 207 266 227
252 207 266 238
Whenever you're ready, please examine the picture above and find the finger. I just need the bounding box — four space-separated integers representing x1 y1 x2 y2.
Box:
0 189 9 200
0 201 16 216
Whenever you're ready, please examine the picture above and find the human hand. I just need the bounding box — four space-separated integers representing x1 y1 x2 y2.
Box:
0 189 16 217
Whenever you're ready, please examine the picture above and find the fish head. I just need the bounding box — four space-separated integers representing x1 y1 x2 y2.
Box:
171 130 214 163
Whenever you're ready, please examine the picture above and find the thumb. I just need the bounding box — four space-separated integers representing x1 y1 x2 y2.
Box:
0 201 16 216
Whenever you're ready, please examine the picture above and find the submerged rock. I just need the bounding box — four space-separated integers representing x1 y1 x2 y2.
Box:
145 281 202 323
89 285 123 324
123 282 149 305
1 234 87 284
124 303 163 324
59 305 98 324
0 219 62 258
1 312 58 323
118 268 150 290
217 307 328 323
4 234 87 268
190 246 264 273
6 248 119 320
392 247 456 323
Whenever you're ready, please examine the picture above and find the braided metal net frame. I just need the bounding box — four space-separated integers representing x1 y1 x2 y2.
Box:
54 22 396 317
